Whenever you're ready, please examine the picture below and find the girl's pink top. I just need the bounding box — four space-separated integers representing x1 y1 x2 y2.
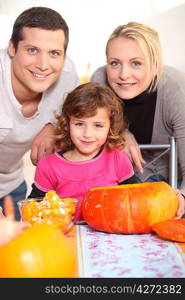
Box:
34 147 134 220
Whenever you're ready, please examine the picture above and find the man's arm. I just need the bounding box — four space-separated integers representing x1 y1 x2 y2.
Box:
30 123 56 166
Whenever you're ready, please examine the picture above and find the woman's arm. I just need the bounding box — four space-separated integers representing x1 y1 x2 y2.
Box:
174 189 185 218
160 68 185 196
123 129 145 174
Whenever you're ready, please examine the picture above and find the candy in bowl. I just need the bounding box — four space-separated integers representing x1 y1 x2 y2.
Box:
18 190 77 233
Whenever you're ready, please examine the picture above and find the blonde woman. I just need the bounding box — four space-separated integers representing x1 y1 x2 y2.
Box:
91 22 185 199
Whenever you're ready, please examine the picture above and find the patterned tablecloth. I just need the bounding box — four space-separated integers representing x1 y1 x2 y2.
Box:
75 225 185 278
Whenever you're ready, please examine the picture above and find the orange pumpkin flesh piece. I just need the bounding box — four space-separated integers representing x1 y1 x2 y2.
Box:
152 219 185 242
0 223 77 278
19 191 77 233
82 182 178 234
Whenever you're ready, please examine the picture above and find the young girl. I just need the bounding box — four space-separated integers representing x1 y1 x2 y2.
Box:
29 82 184 220
29 82 137 220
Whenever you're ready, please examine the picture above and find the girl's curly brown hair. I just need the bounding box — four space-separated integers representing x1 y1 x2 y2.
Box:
55 82 127 151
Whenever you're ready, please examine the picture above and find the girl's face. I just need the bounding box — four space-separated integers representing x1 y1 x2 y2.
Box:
69 107 110 160
106 37 151 99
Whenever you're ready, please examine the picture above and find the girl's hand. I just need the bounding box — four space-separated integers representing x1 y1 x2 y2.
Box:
174 189 185 218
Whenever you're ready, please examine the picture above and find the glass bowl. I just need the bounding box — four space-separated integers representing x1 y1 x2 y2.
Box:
18 195 77 233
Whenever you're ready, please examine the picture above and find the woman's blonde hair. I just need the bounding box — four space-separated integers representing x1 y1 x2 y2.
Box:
106 22 163 92
55 82 127 151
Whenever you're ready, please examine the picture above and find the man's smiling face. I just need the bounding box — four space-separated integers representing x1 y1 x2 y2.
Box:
8 27 66 101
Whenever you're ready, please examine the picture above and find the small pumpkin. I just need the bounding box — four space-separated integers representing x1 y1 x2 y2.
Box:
0 223 77 278
152 219 185 242
82 181 178 234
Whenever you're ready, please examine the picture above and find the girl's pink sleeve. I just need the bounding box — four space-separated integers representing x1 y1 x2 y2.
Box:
114 149 134 182
34 157 56 192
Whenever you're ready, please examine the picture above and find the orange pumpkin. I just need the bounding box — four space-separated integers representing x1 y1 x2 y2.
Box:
0 223 77 278
82 181 178 234
152 219 185 242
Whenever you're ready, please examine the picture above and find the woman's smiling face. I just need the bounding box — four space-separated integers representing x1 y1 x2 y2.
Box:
106 37 151 99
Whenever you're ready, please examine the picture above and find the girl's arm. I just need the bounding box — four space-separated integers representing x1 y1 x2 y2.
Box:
30 155 56 197
28 183 46 198
118 174 142 185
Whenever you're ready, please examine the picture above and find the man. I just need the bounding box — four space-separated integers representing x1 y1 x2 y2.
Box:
0 7 79 219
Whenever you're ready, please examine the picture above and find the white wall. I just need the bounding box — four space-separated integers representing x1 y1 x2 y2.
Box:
0 0 185 77
143 3 185 72
1 0 185 194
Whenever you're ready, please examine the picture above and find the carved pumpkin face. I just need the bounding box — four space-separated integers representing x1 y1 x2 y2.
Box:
0 223 77 278
82 182 178 234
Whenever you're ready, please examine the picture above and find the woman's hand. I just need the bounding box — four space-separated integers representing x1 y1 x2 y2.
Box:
0 217 29 247
123 130 146 173
0 196 29 247
174 189 185 218
30 123 56 166
0 208 29 247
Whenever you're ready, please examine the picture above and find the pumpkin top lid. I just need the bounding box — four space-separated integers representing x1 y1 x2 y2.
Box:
89 181 168 191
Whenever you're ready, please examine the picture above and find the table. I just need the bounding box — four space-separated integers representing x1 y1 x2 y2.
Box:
70 225 185 278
